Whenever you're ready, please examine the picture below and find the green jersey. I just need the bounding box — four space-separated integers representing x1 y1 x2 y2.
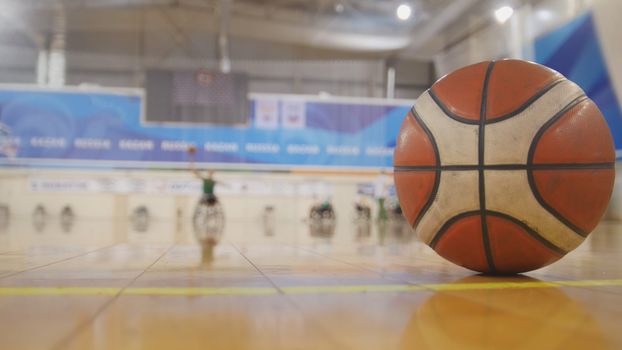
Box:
202 179 216 195
377 197 388 220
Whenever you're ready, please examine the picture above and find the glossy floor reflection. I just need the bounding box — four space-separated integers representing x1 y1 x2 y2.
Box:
0 216 621 349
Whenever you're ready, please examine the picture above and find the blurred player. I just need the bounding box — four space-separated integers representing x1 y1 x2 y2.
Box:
187 145 225 237
188 145 219 206
354 195 371 221
374 170 390 222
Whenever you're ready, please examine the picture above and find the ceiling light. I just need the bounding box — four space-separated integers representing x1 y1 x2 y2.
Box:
536 9 554 21
396 4 412 21
494 6 514 23
334 3 344 13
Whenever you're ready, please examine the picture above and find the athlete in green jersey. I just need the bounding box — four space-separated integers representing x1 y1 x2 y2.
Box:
193 169 218 206
188 145 219 206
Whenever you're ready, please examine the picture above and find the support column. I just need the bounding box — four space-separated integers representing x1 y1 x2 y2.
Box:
385 58 396 99
218 0 232 73
36 50 48 86
48 2 66 87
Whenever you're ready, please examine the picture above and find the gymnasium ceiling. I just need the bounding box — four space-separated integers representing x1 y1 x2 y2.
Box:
0 0 532 60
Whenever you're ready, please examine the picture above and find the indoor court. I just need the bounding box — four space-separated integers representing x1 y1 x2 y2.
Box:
1 0 622 349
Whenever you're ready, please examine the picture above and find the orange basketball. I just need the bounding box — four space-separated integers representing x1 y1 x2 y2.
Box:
187 145 197 155
394 59 615 274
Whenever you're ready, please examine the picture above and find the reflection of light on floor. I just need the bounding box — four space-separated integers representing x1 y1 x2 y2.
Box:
400 276 608 350
0 217 621 349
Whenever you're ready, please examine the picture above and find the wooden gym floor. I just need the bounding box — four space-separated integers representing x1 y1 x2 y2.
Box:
0 217 621 349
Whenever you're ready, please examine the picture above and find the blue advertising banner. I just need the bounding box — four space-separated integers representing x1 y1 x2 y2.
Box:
0 87 411 169
535 12 622 154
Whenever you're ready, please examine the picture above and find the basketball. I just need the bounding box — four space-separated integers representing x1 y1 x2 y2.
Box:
187 145 197 155
393 59 615 274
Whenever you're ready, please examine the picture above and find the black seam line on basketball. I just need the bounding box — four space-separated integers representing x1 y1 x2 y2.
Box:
486 211 568 256
413 169 441 229
527 95 589 165
429 211 481 249
407 107 441 229
527 168 590 237
526 95 591 237
479 60 496 273
393 162 615 172
427 78 565 125
428 210 568 256
484 79 566 124
408 106 441 166
428 88 480 125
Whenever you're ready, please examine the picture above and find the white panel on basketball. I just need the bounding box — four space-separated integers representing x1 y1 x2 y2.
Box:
485 170 584 252
484 80 585 165
416 170 480 244
414 91 479 166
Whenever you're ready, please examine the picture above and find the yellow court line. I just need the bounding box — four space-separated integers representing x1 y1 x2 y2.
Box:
0 279 621 297
0 287 120 296
425 281 561 291
282 284 427 294
555 279 622 287
124 287 278 296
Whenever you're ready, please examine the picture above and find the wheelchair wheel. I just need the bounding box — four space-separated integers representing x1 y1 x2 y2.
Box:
193 201 225 242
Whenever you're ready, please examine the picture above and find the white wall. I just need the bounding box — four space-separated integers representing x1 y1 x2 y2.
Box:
592 0 622 110
0 168 385 227
605 165 622 220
